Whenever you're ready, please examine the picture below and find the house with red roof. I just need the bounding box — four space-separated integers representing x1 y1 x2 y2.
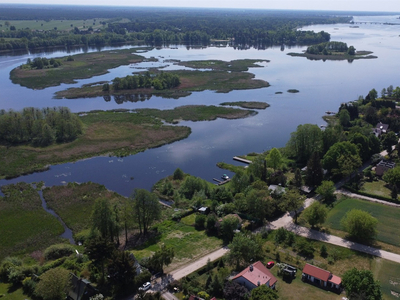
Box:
302 264 341 290
232 261 277 290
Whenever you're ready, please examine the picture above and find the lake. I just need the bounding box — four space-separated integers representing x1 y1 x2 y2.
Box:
1 15 400 196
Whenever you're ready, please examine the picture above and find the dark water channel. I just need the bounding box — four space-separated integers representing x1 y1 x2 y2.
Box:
37 190 75 244
1 15 400 200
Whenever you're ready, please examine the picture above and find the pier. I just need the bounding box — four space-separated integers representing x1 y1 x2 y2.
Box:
233 156 252 164
213 178 231 185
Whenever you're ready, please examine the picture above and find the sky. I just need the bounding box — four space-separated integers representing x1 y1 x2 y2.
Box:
1 0 400 12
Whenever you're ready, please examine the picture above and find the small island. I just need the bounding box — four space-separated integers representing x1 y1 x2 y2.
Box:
10 48 153 89
287 41 377 61
220 101 270 109
54 59 270 99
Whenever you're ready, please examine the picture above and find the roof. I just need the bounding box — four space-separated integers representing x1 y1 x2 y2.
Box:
329 274 342 285
232 261 277 287
302 264 331 282
376 122 389 131
377 160 396 169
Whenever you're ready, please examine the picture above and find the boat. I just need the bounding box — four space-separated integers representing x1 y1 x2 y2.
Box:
222 174 229 180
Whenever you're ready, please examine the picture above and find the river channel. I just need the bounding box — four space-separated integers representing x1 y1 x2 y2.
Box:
0 15 400 197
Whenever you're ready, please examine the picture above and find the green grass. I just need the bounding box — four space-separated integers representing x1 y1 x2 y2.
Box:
324 197 400 247
362 180 392 198
0 183 64 260
0 283 29 300
372 258 400 300
178 59 269 72
0 110 191 179
0 19 107 31
42 182 128 234
10 48 149 89
131 219 223 271
55 68 270 99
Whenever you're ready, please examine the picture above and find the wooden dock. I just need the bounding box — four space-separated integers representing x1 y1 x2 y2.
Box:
233 156 252 164
213 178 231 185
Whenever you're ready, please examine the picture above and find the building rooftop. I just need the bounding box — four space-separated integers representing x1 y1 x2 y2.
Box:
232 261 277 287
302 264 331 282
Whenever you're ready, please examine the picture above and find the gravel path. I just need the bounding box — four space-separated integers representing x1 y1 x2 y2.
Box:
336 188 400 207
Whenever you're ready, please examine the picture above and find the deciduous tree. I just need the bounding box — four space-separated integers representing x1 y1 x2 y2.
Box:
342 268 382 300
131 189 161 235
315 180 335 202
35 268 70 300
303 202 328 228
341 209 378 242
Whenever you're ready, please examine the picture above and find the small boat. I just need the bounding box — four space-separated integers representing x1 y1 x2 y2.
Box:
222 174 229 180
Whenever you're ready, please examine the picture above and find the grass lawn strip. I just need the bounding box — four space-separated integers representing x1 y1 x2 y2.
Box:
324 197 400 247
0 183 64 260
10 48 151 89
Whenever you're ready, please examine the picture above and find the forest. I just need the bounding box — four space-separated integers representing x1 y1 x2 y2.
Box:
0 107 83 146
0 6 353 52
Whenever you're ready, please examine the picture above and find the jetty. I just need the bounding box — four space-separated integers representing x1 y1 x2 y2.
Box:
213 178 231 185
233 156 252 164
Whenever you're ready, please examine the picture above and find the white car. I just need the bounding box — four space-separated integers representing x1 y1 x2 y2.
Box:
139 282 151 291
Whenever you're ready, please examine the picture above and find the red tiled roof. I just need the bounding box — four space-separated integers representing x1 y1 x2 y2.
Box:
302 264 330 282
232 261 277 287
328 274 342 285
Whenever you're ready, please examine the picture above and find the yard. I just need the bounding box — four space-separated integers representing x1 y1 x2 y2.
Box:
130 214 223 273
362 179 393 199
324 197 400 247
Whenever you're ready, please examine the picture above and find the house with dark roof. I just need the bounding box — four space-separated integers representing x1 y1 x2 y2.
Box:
373 122 389 137
375 160 396 176
302 264 341 290
232 261 277 290
68 274 99 300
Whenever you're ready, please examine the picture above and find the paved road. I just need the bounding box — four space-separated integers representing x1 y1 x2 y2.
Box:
337 188 400 207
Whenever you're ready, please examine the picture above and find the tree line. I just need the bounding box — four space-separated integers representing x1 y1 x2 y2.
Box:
0 8 353 52
306 41 355 55
0 107 83 146
105 72 180 92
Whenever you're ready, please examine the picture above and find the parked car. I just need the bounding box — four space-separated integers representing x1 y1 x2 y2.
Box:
267 261 274 268
139 282 151 291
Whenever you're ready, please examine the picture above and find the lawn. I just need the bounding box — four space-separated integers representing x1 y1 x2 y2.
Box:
0 183 64 260
0 283 29 300
130 217 223 272
372 258 400 299
362 179 393 199
324 197 400 247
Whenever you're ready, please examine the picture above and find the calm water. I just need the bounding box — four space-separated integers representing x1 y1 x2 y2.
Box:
1 15 400 196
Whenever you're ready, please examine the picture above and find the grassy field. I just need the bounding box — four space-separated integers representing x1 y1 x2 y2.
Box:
0 110 191 179
130 215 223 272
10 48 150 89
0 282 29 300
177 59 269 72
54 68 270 99
42 182 128 234
0 19 107 31
373 258 400 299
0 183 64 260
324 197 400 247
362 179 393 199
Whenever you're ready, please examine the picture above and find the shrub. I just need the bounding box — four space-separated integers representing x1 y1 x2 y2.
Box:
44 244 75 260
195 214 206 229
320 244 328 258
